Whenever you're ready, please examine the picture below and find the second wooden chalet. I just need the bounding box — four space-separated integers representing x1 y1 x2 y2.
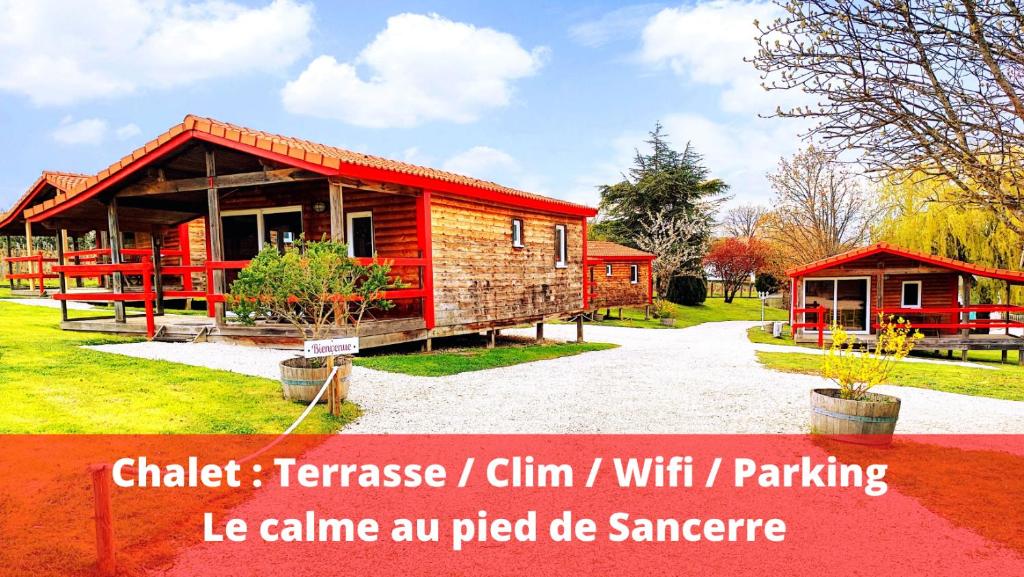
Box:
9 115 598 348
585 241 654 314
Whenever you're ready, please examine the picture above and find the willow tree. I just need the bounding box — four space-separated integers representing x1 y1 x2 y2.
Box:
875 174 1022 303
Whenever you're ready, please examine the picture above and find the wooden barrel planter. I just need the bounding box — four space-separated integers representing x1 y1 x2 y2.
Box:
810 388 900 445
279 357 351 403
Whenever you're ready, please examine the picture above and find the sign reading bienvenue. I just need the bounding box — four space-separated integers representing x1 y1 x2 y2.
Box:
303 337 360 358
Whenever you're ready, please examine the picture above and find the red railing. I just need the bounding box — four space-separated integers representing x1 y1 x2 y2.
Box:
876 304 1024 332
792 305 827 348
52 261 156 338
3 253 59 295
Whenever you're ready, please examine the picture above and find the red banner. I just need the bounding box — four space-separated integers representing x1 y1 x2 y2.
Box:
1 434 1021 576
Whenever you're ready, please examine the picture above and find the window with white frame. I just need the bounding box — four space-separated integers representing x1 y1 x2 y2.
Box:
605 264 612 276
901 280 922 308
554 224 567 268
630 264 639 284
346 211 374 258
512 218 524 248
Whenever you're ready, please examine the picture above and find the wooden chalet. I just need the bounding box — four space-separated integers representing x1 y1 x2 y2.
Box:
4 115 597 348
585 241 654 312
788 243 1024 362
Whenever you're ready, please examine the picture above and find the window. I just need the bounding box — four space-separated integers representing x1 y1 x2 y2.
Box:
554 224 567 268
802 277 871 333
901 281 922 308
221 206 303 259
605 264 612 276
512 218 524 248
630 264 639 284
346 211 374 258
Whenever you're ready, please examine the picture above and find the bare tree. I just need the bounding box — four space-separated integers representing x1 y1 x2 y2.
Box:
720 204 767 238
762 146 876 265
633 206 710 295
752 0 1024 240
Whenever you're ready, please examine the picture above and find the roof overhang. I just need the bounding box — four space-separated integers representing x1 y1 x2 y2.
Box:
26 120 597 224
787 243 1024 284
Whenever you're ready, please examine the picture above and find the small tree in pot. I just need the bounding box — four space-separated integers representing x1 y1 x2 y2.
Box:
226 239 404 404
811 315 923 443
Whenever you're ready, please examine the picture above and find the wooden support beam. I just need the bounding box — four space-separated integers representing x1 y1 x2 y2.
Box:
5 234 12 291
329 179 345 242
332 175 419 197
107 200 126 323
151 232 164 315
1001 349 1008 364
117 167 324 198
206 150 226 325
536 322 544 342
487 329 496 349
71 233 83 287
24 220 34 292
56 229 68 322
576 315 584 343
960 274 972 340
90 464 116 577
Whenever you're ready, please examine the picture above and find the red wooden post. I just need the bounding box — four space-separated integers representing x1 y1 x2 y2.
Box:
817 305 826 348
416 190 435 330
647 259 654 304
143 261 155 339
178 222 194 292
582 218 589 309
90 464 116 577
205 262 216 318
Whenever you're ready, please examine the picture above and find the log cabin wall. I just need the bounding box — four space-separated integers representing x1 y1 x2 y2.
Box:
430 195 584 327
589 261 650 309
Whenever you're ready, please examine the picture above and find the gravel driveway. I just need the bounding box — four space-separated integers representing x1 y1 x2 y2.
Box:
88 320 1024 434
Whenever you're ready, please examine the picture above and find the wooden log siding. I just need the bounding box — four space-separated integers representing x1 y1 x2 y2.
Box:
430 195 584 327
590 261 651 309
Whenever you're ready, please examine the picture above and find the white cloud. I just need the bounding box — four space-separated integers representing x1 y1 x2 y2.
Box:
640 1 803 114
0 0 313 106
115 123 141 140
568 4 661 47
442 146 551 196
282 13 548 128
52 117 108 145
661 112 805 205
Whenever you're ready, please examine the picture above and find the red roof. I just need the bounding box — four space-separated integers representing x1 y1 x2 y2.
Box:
1 171 89 230
787 242 1024 283
25 115 596 222
587 241 656 260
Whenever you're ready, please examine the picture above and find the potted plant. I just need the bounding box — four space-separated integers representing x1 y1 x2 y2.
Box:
811 314 923 443
652 298 675 326
226 239 403 403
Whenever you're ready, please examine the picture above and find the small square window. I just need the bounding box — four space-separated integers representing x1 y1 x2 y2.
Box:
554 224 567 268
512 218 524 248
605 264 612 276
630 264 639 284
901 281 922 308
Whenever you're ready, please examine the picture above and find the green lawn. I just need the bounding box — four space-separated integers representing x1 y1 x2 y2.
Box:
354 336 617 376
591 297 787 330
756 350 1024 401
0 301 356 433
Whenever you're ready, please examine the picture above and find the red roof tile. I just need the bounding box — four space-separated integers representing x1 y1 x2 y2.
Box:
787 242 1024 283
1 171 89 229
588 241 656 260
24 115 595 220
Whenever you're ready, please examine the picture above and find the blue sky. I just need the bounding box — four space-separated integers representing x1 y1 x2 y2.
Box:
0 0 805 212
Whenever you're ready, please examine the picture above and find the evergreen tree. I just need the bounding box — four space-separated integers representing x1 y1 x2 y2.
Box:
597 123 729 277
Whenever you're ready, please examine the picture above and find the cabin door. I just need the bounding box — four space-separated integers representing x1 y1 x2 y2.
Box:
220 206 303 284
802 277 870 333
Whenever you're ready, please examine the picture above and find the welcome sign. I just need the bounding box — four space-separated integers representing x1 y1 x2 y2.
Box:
303 338 360 359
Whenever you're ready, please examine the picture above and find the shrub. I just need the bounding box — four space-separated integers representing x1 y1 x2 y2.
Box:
821 314 924 401
754 272 781 294
226 239 404 347
666 275 707 305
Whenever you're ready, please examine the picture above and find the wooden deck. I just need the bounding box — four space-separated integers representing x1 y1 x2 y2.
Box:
59 311 571 349
795 330 1024 363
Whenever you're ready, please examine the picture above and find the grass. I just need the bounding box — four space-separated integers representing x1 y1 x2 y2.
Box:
590 296 788 330
354 335 618 376
755 350 1024 401
0 300 356 433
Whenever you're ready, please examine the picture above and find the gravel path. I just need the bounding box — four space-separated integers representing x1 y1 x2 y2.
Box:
88 320 1024 434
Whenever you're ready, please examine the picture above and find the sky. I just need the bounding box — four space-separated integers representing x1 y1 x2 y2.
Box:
0 0 808 213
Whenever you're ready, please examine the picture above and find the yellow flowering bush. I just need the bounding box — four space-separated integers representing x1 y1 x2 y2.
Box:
822 314 924 401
